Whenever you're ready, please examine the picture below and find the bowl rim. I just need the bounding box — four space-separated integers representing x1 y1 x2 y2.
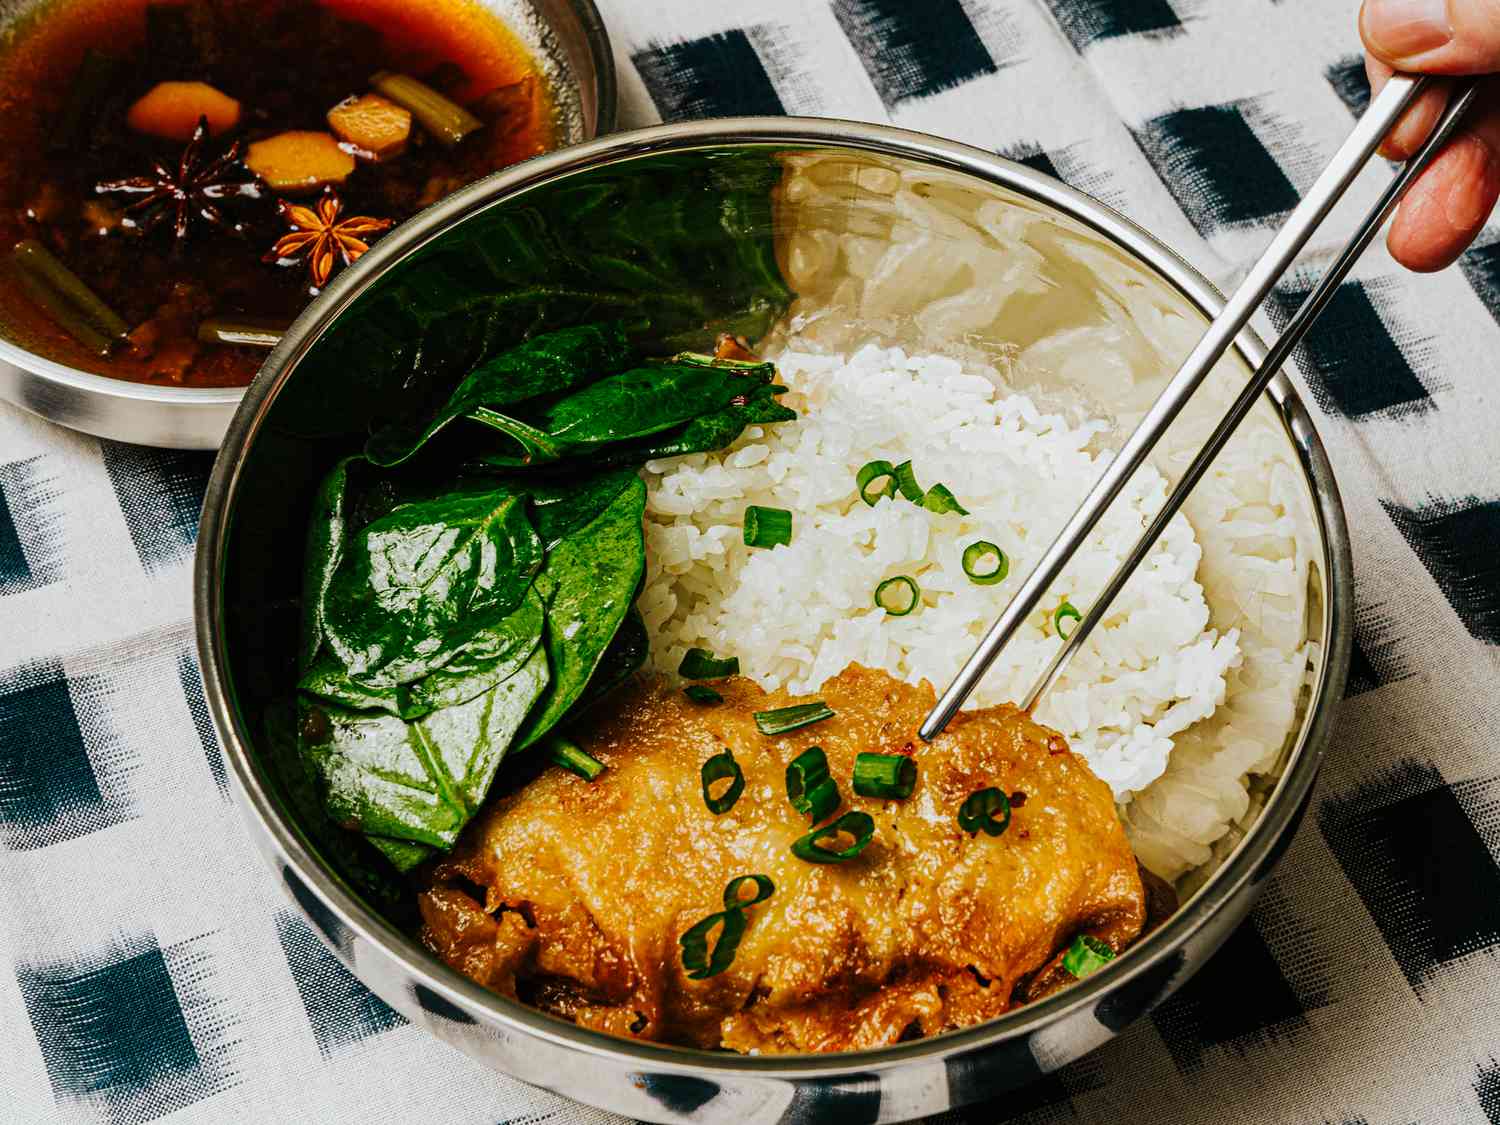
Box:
195 116 1354 1078
0 0 618 409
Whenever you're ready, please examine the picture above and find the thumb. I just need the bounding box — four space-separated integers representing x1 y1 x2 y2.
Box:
1361 0 1500 73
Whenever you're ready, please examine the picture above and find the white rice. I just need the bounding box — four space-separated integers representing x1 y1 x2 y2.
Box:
639 343 1241 803
637 153 1318 884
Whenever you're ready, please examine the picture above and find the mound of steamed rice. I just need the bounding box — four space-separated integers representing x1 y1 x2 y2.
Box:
638 343 1312 881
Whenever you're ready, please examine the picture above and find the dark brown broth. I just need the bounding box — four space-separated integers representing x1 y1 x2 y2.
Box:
0 0 556 387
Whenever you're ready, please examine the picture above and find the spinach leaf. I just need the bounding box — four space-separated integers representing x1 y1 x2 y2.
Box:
299 456 360 672
367 836 434 873
322 488 544 687
299 585 547 720
469 357 779 468
365 320 642 468
514 475 647 749
563 606 648 720
585 380 797 468
305 641 550 850
298 654 399 714
524 467 640 549
263 701 412 915
276 152 793 447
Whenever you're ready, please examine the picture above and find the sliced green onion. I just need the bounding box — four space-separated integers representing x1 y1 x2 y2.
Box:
722 874 774 910
875 576 921 617
197 316 288 349
679 647 739 679
684 684 724 705
701 750 744 814
852 752 916 799
370 70 484 147
680 875 774 979
958 787 1011 837
754 701 834 735
921 483 969 516
786 747 839 822
856 460 899 506
1054 601 1082 640
743 505 793 549
679 906 748 980
892 460 925 502
791 811 876 863
11 240 129 355
549 736 605 781
962 541 1009 586
1062 934 1116 978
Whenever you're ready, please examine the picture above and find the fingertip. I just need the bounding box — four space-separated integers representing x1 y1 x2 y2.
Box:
1386 136 1499 272
1388 210 1462 272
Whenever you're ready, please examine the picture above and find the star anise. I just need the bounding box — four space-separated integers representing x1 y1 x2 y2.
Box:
263 191 393 290
96 116 263 240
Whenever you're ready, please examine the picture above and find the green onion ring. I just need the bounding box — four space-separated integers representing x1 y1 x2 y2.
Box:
679 647 740 679
791 811 876 863
856 460 899 506
723 874 775 910
786 747 839 821
962 541 1009 586
754 701 835 735
852 752 917 799
875 576 921 617
743 505 793 549
684 684 725 705
1062 934 1116 978
958 787 1011 837
921 483 969 515
892 460 925 502
679 906 749 980
701 750 744 814
1054 600 1082 640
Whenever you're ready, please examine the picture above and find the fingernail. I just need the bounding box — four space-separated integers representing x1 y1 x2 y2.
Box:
1363 0 1453 58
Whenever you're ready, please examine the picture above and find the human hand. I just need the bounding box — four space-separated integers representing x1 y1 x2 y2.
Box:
1360 0 1500 271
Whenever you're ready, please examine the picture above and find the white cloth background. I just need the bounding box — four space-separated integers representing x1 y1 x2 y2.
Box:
3 1 1500 1122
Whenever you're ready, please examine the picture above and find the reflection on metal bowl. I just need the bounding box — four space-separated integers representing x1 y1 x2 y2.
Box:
0 0 615 449
195 120 1352 1121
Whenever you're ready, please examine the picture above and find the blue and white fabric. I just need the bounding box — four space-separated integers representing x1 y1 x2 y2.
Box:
3 1 1500 1121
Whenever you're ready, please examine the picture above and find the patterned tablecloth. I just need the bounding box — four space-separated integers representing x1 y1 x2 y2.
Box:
3 1 1500 1122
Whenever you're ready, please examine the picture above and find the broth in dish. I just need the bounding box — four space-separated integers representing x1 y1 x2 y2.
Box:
0 0 556 387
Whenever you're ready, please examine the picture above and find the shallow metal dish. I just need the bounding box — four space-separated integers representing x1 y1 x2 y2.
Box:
196 120 1353 1122
0 0 616 449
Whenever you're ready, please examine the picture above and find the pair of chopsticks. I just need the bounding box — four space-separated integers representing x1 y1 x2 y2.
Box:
921 74 1478 741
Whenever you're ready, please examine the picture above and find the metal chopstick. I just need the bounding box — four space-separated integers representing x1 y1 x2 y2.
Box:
919 73 1473 740
1013 80 1480 714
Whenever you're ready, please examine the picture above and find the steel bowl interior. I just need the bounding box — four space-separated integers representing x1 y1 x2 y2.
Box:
196 119 1352 1118
0 0 616 449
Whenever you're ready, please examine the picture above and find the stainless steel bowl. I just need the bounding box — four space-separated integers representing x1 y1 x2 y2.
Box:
195 119 1353 1122
0 0 616 449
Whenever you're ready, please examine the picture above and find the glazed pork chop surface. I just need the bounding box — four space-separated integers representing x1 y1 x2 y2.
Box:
419 664 1146 1053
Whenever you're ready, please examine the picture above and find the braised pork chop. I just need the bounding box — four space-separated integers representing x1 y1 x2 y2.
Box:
419 664 1145 1052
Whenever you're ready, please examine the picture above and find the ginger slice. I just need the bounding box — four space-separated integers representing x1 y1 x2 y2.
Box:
245 131 355 194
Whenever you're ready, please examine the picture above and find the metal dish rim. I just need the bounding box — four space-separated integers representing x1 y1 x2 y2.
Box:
194 115 1354 1079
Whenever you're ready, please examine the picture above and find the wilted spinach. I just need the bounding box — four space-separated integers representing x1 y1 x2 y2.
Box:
277 151 792 445
294 323 800 877
514 475 647 749
300 586 547 721
303 641 551 853
321 488 544 687
468 355 782 468
366 320 643 468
